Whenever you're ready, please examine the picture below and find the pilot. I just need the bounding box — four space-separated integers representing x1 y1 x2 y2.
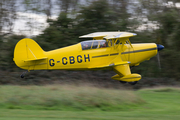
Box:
83 43 89 50
100 41 106 48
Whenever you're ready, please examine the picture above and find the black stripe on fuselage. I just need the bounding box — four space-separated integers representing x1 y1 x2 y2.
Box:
92 47 157 58
122 47 157 54
92 54 109 58
110 53 119 56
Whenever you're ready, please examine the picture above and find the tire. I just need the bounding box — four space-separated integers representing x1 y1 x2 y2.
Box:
119 81 127 84
128 81 138 85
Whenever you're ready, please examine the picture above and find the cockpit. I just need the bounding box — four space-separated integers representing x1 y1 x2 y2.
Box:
81 40 109 50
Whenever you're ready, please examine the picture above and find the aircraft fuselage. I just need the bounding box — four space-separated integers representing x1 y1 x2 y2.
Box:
45 42 157 70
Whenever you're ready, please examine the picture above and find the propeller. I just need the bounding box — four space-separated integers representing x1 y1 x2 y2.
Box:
156 44 164 70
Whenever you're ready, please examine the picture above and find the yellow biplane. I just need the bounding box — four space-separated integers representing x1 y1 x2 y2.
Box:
13 31 164 85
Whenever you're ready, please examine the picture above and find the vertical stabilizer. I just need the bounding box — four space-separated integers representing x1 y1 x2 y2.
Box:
13 38 47 70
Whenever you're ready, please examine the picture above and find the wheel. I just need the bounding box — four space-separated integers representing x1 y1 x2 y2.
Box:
20 74 24 78
119 81 127 84
128 81 138 85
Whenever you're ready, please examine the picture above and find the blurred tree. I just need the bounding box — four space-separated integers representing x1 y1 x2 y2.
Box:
22 0 46 35
57 0 80 13
75 0 116 36
36 12 75 51
111 0 130 31
35 0 141 48
134 0 180 79
0 0 17 36
157 10 180 49
138 0 180 48
0 35 25 71
44 0 53 19
0 0 18 71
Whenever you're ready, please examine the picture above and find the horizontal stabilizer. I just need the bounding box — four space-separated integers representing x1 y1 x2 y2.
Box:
24 57 47 62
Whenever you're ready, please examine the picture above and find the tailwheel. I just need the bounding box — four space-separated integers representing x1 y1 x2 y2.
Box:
128 81 138 85
20 74 25 78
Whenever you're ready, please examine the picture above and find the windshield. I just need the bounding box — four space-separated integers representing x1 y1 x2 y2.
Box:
81 40 108 50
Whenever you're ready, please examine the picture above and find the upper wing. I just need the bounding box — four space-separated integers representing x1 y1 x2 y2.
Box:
104 32 136 39
79 31 136 39
79 32 119 38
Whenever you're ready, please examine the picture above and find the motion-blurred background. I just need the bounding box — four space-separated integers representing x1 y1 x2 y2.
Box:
0 0 180 88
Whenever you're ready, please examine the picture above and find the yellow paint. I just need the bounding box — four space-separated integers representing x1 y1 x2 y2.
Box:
13 32 159 83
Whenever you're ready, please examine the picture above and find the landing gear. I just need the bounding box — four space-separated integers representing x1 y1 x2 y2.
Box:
128 81 138 85
119 81 138 85
20 71 28 78
119 81 127 84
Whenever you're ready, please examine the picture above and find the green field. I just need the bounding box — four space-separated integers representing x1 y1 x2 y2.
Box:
0 85 180 120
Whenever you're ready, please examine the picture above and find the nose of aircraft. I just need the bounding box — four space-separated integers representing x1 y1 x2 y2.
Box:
156 44 164 51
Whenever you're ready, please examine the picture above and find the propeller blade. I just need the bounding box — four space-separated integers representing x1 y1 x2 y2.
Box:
157 52 161 70
156 44 164 70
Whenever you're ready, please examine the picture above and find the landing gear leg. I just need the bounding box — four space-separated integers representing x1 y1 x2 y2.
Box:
20 71 28 78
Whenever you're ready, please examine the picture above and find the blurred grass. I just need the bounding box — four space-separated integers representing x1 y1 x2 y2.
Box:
0 86 180 120
0 85 144 111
